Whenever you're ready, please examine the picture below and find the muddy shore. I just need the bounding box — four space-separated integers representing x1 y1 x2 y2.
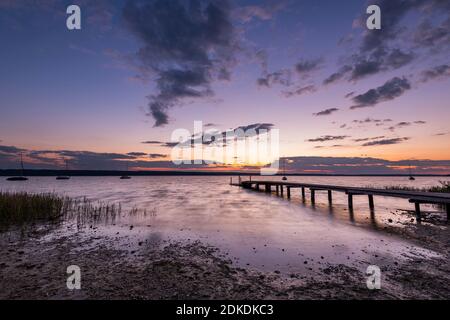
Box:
0 213 449 300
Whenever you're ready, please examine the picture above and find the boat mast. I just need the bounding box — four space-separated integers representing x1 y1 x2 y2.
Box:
20 153 25 176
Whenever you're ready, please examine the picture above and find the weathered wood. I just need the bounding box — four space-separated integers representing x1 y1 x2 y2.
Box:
265 184 271 193
311 189 315 204
348 194 353 210
368 195 374 210
328 190 332 204
287 187 291 199
238 180 450 221
415 202 421 223
276 185 279 195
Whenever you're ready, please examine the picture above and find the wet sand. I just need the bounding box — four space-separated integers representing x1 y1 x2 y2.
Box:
0 213 449 300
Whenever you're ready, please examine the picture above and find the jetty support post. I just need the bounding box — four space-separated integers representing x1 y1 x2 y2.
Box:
256 184 260 191
328 190 332 204
280 185 284 197
311 189 315 204
414 202 421 223
301 187 305 201
265 184 271 193
276 185 279 195
287 187 291 199
447 204 450 222
368 195 374 211
348 194 353 211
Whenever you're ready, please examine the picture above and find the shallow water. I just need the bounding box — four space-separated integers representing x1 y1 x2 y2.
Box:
0 176 447 274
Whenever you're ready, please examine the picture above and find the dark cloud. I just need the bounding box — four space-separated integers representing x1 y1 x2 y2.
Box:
350 77 411 109
323 65 352 85
264 156 450 174
306 135 349 143
345 91 355 98
352 118 392 124
283 85 316 98
413 18 450 49
353 136 386 142
314 144 345 149
127 152 148 157
256 69 291 88
0 145 24 154
325 0 449 84
233 1 288 23
349 49 414 81
295 58 323 75
148 153 167 159
123 0 237 126
357 0 449 53
361 137 410 146
388 120 426 131
420 64 450 82
313 108 339 116
2 145 450 174
161 123 275 149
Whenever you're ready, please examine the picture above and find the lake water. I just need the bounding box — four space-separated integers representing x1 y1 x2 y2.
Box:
0 176 447 274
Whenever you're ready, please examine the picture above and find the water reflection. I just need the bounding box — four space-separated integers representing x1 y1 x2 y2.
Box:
0 176 444 274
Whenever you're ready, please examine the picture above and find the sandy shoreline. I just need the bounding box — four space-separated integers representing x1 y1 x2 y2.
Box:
0 214 449 300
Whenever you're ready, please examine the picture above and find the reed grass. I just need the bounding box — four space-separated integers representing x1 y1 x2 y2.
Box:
0 192 70 229
384 181 450 193
0 192 147 232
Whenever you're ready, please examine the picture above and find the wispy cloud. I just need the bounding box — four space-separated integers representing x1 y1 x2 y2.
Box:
361 137 410 146
350 77 411 109
420 65 450 83
313 108 339 116
306 135 349 143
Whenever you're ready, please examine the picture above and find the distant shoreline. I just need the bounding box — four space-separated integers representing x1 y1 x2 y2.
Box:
0 169 449 177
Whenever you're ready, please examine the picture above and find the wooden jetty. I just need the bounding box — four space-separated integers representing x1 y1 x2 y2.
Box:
230 178 450 223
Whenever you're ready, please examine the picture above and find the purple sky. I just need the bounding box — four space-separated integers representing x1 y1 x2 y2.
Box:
0 0 449 173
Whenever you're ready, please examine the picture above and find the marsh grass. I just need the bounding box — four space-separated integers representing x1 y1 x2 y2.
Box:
383 181 450 193
383 181 450 211
0 192 70 230
0 192 150 232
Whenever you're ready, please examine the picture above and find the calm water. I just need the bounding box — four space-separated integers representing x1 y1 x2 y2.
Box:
0 176 447 274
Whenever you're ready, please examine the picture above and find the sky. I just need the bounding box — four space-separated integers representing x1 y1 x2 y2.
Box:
0 0 449 174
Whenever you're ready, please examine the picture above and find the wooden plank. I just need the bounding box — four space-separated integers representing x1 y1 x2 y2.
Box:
235 180 449 221
328 190 332 204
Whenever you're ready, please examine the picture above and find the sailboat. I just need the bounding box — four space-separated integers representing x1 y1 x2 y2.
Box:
120 162 131 180
56 158 70 180
6 153 28 181
281 158 287 181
